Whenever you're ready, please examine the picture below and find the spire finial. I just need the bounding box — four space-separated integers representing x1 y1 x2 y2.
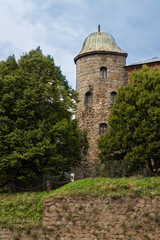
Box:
98 24 100 32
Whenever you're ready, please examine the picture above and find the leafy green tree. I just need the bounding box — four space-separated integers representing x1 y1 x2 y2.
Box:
47 54 71 91
0 48 87 188
98 66 160 176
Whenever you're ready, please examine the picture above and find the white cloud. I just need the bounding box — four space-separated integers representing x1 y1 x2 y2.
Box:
0 0 160 87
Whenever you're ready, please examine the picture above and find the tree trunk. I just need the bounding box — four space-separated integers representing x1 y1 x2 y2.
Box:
146 159 154 176
8 182 13 193
46 180 51 193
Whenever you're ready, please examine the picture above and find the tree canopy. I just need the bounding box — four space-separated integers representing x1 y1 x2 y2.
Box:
98 66 160 176
0 48 87 189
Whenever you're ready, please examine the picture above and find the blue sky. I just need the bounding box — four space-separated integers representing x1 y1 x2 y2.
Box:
0 0 160 88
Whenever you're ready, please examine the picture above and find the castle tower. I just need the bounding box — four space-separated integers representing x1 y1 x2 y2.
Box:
74 26 128 179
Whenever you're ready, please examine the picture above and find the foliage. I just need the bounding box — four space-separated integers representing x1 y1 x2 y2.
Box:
51 177 160 198
47 54 71 90
1 177 160 229
0 48 87 188
0 191 47 229
98 66 160 176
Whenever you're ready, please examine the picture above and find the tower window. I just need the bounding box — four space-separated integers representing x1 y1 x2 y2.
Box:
111 91 117 105
99 123 107 135
100 67 107 78
84 91 93 105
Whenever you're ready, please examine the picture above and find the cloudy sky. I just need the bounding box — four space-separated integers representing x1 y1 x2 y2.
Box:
0 0 160 88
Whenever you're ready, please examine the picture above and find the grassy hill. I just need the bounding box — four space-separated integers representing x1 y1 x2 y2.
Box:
1 177 160 230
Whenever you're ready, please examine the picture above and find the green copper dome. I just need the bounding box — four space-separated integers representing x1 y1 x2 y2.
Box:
74 30 127 63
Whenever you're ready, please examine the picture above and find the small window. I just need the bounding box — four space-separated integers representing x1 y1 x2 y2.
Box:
111 91 117 105
100 67 107 78
84 91 93 106
99 123 107 135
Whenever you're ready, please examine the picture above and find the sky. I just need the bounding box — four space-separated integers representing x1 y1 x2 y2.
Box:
0 0 160 89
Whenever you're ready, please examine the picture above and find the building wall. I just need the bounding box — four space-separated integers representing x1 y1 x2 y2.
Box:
126 62 160 80
75 53 127 179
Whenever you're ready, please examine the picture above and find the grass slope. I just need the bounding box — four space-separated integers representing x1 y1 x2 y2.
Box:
1 177 160 229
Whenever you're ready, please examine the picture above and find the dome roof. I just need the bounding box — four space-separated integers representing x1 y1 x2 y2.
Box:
74 31 127 63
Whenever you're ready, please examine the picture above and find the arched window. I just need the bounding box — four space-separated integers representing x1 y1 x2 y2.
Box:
84 91 93 106
111 91 117 105
99 123 107 135
100 67 107 79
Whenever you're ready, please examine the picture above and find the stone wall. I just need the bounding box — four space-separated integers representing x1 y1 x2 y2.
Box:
0 227 44 240
43 196 160 240
75 53 128 179
1 196 160 239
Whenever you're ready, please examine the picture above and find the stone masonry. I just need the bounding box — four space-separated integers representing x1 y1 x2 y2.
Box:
42 196 160 240
1 196 160 240
74 52 128 179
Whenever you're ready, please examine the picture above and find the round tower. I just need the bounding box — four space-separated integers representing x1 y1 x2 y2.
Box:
74 27 128 179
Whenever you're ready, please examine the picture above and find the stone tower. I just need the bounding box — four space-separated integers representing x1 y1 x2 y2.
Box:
74 27 128 179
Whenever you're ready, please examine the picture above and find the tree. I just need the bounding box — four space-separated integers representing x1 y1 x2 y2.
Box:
98 66 160 176
0 48 87 189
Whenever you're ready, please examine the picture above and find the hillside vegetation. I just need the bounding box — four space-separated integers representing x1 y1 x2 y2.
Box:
1 177 160 230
